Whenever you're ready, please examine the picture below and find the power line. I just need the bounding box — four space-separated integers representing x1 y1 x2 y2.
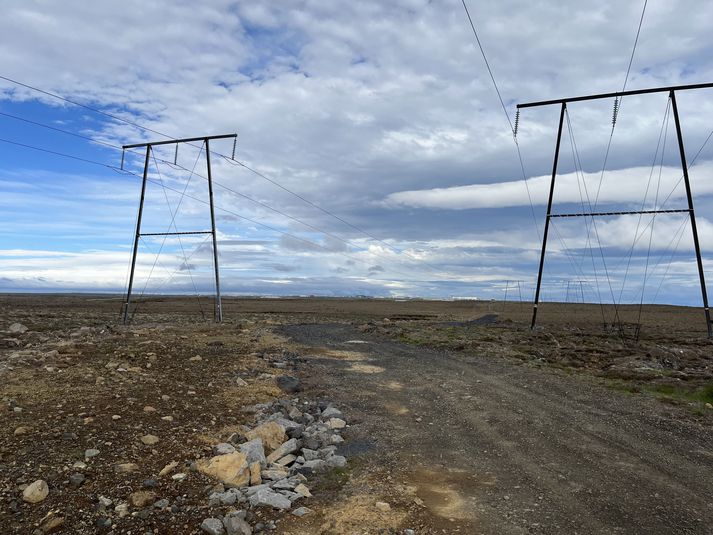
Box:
459 0 541 240
0 136 428 282
0 110 430 274
0 74 439 272
621 0 648 94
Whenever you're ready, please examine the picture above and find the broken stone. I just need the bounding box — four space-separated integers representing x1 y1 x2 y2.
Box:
294 483 312 497
223 511 252 535
326 455 347 469
375 501 391 512
276 375 300 393
266 438 299 464
244 421 286 452
201 517 225 535
214 442 236 455
274 454 297 466
196 452 250 487
249 461 262 486
262 467 288 481
327 417 346 430
320 406 343 419
158 460 179 477
38 512 65 533
238 438 266 466
248 488 291 510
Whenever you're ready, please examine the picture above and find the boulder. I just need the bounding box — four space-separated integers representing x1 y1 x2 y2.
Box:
244 421 286 452
196 452 250 487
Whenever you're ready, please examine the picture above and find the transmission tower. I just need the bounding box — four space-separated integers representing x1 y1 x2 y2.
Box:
120 134 237 325
519 82 713 337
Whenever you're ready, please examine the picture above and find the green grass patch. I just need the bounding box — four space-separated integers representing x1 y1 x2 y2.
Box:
645 381 713 405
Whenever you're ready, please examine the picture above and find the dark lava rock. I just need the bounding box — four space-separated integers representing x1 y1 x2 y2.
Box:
276 375 300 394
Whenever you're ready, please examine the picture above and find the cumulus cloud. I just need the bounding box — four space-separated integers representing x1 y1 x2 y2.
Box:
2 0 713 303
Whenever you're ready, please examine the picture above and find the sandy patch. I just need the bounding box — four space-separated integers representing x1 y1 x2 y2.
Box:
346 363 385 374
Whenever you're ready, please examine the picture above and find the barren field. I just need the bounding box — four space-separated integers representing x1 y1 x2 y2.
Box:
1 295 712 534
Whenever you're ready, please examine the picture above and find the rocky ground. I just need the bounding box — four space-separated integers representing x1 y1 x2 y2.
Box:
1 295 712 534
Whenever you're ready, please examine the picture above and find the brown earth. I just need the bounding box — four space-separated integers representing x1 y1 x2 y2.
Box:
1 294 712 534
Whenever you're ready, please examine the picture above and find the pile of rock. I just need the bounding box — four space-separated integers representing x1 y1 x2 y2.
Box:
199 398 349 534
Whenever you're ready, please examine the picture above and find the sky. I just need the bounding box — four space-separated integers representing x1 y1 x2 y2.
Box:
2 0 713 307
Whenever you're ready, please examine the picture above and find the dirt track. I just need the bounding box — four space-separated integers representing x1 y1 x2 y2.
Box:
282 322 713 535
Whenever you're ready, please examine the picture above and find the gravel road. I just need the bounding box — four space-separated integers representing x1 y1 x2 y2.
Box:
282 322 713 535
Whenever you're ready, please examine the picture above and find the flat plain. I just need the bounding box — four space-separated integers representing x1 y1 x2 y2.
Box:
1 294 712 534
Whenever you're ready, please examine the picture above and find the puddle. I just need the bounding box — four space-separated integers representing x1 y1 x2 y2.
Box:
409 467 485 521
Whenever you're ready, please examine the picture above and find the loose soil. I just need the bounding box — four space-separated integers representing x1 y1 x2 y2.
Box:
1 295 712 534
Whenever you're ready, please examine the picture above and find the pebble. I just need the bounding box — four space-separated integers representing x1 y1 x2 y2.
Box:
69 473 85 487
159 460 179 477
96 517 112 529
130 490 157 508
115 462 139 473
142 478 158 488
143 405 156 412
22 480 49 503
84 448 100 460
200 517 225 535
8 323 28 334
375 501 391 512
140 434 160 445
172 472 187 481
14 426 30 436
291 506 312 517
115 503 129 517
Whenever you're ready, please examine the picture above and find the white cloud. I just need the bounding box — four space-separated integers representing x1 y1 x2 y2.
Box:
384 161 713 210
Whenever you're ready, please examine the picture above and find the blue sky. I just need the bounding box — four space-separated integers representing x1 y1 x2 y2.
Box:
2 0 713 306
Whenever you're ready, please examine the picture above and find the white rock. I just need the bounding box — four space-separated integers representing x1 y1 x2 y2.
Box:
249 488 291 510
22 480 49 503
